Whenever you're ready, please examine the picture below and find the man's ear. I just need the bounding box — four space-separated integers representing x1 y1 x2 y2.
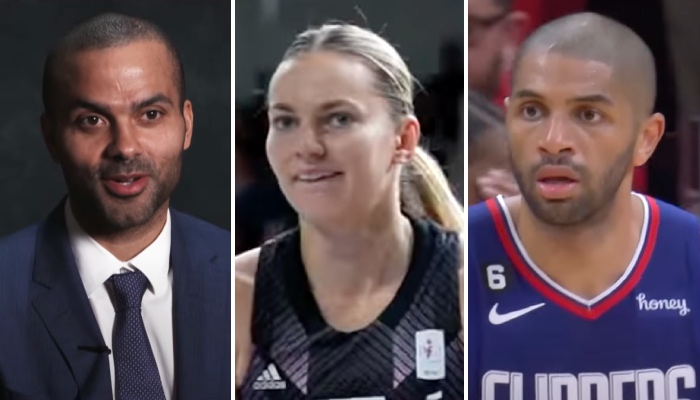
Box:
633 112 665 167
182 100 194 150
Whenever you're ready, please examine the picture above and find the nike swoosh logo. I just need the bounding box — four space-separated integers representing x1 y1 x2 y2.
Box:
489 303 546 325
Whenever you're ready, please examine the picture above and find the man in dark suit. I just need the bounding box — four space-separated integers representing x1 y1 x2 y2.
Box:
0 13 230 400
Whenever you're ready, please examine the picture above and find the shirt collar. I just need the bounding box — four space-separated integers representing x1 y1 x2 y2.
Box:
65 199 172 297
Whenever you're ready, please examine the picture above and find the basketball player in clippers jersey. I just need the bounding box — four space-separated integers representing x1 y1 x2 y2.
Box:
235 23 464 399
469 12 700 400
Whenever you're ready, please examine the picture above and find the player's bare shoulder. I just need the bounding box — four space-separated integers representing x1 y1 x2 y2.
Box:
234 247 259 387
234 248 258 329
235 247 259 285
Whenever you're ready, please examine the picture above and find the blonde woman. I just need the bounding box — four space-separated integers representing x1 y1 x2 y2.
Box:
236 23 464 398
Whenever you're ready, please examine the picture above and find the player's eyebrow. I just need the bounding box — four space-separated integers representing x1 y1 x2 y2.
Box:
317 99 358 111
566 94 614 106
512 89 614 106
268 102 294 113
268 99 361 113
512 89 544 100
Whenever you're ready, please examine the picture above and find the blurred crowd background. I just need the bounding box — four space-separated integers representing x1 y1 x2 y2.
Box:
235 0 464 254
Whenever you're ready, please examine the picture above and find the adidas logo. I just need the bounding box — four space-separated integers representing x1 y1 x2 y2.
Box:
252 363 287 391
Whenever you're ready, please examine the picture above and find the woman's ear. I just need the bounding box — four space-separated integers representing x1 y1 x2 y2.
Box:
393 116 421 164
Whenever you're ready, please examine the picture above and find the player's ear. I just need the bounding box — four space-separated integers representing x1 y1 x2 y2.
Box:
633 112 665 167
393 115 420 165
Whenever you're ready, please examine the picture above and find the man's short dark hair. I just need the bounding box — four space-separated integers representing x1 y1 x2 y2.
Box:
42 13 186 114
511 12 657 117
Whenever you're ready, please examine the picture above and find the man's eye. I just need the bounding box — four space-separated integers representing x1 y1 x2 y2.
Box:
143 110 163 121
78 116 105 127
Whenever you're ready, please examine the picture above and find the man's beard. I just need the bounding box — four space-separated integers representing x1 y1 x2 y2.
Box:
64 155 181 236
511 140 634 227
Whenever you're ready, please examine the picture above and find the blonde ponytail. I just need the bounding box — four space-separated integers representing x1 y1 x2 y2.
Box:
401 147 463 232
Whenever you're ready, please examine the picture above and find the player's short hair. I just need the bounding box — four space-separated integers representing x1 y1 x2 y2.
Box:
42 13 186 114
511 12 657 117
273 23 463 231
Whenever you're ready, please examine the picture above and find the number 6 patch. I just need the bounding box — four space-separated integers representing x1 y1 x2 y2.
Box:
481 262 514 292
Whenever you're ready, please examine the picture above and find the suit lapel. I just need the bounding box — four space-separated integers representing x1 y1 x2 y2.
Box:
31 203 112 399
171 211 230 398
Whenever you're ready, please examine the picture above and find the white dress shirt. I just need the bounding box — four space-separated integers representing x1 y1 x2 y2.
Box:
65 201 174 400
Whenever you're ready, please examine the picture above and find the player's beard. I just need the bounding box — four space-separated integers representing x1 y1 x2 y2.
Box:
512 139 635 227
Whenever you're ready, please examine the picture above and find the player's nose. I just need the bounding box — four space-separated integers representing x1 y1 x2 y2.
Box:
538 114 575 156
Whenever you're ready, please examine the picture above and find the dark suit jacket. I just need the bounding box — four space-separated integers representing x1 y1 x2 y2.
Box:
0 203 231 400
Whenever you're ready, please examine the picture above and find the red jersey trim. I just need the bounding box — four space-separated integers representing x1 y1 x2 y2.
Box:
485 195 659 320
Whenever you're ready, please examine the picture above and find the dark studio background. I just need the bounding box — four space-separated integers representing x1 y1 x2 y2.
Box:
0 0 231 237
234 0 464 254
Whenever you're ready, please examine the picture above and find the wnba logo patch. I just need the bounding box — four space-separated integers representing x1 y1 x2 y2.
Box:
415 329 445 380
